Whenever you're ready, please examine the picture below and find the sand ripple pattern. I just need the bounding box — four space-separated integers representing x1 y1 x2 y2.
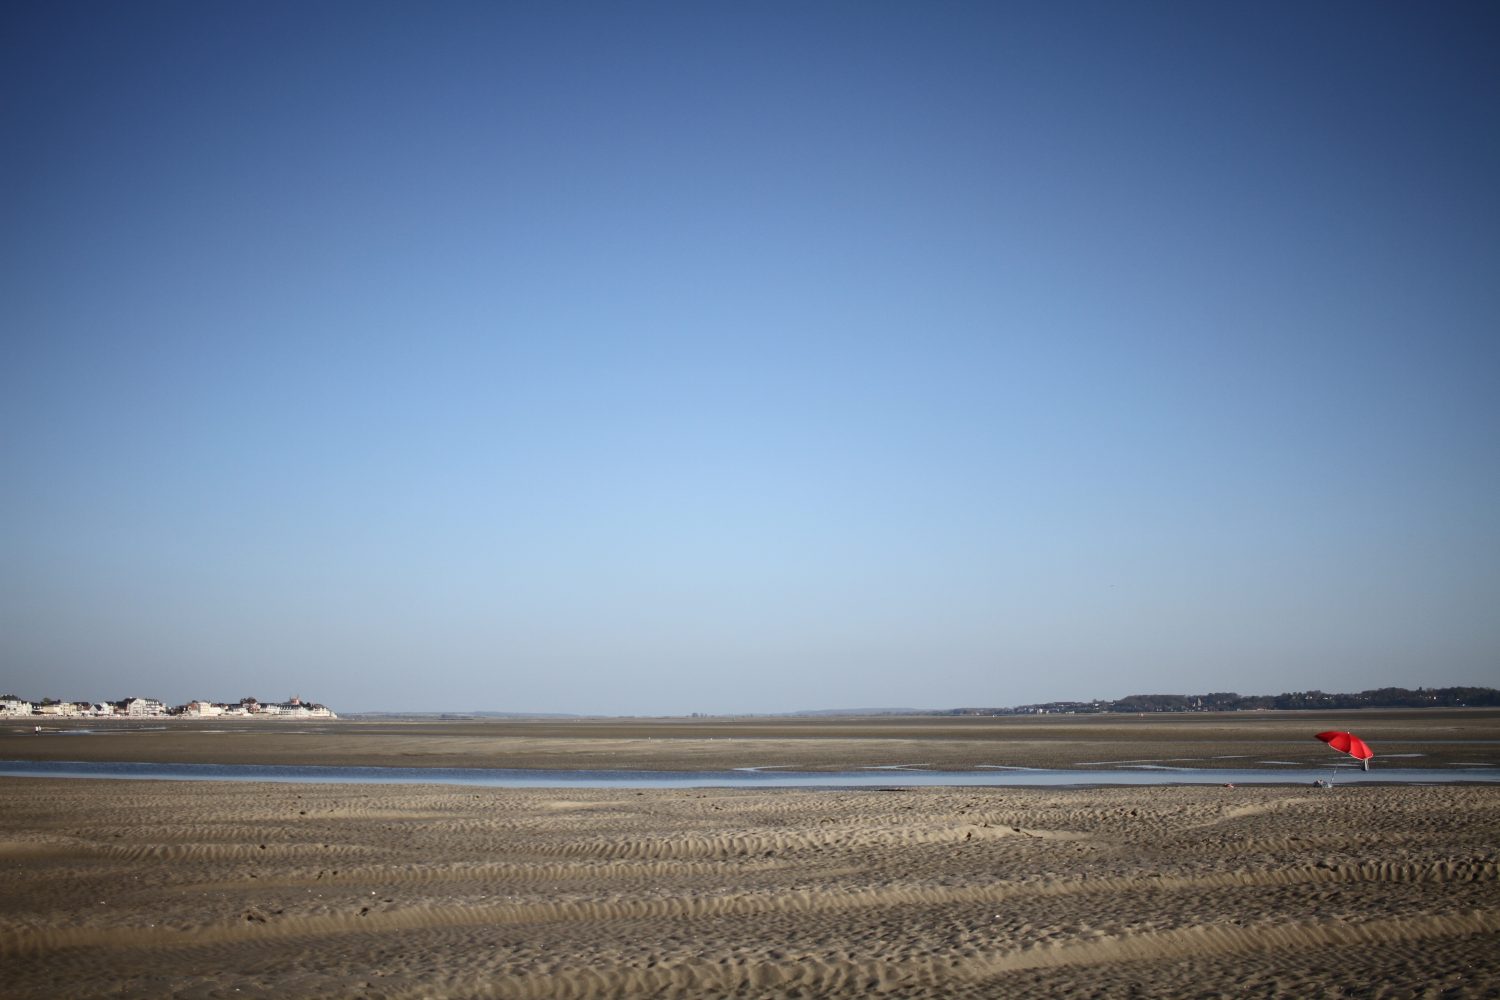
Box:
2 781 1498 998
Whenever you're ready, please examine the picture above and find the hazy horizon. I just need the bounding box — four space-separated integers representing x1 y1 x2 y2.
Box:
4 3 1497 716
8 685 1494 719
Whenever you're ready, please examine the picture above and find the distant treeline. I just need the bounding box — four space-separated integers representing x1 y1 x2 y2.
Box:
945 686 1500 715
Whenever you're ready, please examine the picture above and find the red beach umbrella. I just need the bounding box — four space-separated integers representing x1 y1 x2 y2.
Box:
1316 730 1373 768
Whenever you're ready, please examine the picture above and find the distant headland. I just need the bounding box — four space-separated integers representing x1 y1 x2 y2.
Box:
941 686 1499 716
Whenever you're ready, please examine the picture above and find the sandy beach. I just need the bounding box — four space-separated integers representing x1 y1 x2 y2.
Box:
4 779 1498 999
3 713 1498 998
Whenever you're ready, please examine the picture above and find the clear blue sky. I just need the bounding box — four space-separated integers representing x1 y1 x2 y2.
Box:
3 2 1497 714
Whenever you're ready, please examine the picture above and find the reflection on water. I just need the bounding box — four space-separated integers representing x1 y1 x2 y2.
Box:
2 759 1498 788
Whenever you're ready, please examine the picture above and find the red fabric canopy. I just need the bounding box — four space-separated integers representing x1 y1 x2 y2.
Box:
1315 730 1373 760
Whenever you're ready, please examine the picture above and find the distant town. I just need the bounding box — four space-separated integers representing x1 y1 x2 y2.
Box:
0 694 336 720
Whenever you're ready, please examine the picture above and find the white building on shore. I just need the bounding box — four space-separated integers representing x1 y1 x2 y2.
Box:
0 695 33 716
251 696 337 719
35 701 92 717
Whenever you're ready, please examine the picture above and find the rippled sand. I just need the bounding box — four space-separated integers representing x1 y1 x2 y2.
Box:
4 777 1498 998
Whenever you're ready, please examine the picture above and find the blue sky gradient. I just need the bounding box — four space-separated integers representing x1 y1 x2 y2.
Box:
3 2 1497 713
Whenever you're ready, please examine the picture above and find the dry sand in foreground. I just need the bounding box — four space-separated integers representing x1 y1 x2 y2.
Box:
2 778 1497 999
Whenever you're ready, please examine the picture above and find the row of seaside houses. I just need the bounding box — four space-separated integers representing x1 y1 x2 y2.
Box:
0 695 336 719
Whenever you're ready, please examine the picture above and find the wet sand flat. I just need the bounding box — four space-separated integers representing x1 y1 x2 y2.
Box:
6 708 1500 772
3 776 1499 998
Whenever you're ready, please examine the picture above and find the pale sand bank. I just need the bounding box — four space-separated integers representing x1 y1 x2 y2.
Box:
3 778 1497 998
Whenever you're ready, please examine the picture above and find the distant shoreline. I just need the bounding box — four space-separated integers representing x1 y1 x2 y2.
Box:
7 686 1493 722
